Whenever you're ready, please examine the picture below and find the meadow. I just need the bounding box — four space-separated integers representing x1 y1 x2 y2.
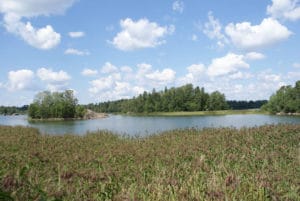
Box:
0 124 299 201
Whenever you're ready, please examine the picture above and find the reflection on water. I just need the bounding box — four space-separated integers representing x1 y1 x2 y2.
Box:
0 114 299 136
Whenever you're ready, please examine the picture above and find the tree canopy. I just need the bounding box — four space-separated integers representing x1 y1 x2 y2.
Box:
28 90 85 119
87 84 229 113
262 80 300 114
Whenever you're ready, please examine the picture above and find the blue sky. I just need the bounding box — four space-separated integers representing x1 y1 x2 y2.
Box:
0 0 299 106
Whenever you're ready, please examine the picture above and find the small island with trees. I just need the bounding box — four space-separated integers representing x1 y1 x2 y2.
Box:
28 90 107 120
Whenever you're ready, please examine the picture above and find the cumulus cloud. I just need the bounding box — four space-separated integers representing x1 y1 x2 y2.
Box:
172 1 184 13
228 71 253 80
4 14 61 50
68 31 85 38
203 12 228 47
267 0 300 21
178 64 206 85
101 62 119 74
225 18 292 50
245 52 265 60
0 0 76 17
64 48 90 56
0 0 76 49
87 62 177 101
207 53 249 77
111 18 174 51
37 68 71 91
81 68 98 76
37 68 70 83
145 68 176 85
7 69 35 91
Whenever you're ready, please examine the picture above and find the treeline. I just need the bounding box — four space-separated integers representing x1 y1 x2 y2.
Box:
0 105 28 115
262 80 300 114
28 90 86 119
87 84 229 113
227 100 267 110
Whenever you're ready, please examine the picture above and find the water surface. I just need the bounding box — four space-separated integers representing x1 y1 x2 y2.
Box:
0 114 299 136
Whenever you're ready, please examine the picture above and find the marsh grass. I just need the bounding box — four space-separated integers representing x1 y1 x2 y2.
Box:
0 125 299 200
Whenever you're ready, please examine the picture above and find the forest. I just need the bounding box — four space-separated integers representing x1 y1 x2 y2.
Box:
0 105 28 115
28 90 85 119
262 80 300 114
87 84 229 113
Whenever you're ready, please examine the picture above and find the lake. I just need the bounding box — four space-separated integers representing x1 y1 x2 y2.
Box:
0 114 299 136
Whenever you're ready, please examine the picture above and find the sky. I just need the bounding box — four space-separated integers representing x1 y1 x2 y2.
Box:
0 0 300 106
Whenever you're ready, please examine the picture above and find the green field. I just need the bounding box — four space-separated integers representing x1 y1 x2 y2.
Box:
1 125 299 200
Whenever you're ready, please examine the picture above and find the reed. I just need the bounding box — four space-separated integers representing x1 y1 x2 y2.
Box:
0 124 299 200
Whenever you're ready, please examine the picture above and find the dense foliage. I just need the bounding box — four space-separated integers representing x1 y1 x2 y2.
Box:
1 125 299 200
28 90 86 119
0 105 28 115
227 100 267 110
262 80 300 114
87 84 229 113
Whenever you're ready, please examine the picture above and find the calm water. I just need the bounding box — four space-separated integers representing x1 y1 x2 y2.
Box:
0 114 299 136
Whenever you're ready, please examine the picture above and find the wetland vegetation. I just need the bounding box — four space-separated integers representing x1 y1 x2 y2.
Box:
1 124 299 200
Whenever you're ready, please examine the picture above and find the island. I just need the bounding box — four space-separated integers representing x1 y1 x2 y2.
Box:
28 90 107 120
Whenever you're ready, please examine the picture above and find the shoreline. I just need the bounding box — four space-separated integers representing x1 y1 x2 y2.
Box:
121 109 269 117
28 109 108 122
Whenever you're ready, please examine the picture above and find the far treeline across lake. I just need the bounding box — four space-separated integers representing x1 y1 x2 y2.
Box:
1 81 300 118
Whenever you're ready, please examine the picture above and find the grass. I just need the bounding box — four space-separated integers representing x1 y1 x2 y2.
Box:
0 124 299 200
146 109 269 116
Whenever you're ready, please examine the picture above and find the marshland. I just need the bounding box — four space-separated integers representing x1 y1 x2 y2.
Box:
1 124 300 201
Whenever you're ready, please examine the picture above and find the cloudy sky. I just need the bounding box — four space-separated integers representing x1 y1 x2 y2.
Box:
0 0 300 106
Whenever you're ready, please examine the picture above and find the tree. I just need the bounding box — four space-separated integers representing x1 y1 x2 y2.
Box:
207 91 228 111
28 90 82 119
262 80 300 113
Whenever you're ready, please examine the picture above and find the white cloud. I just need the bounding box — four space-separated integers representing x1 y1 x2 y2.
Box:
4 14 61 50
101 62 119 74
87 62 177 101
203 12 227 47
64 48 90 56
111 18 174 51
172 1 184 13
293 62 300 68
89 76 115 94
207 53 249 77
37 68 71 91
229 71 253 80
7 69 35 91
0 0 76 49
68 31 85 38
0 0 76 17
178 64 206 85
225 18 292 50
245 52 265 60
81 68 98 76
37 68 70 83
120 66 133 73
267 0 300 21
145 68 176 85
258 70 282 83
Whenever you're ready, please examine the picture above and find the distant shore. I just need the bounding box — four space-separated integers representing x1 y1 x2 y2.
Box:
124 109 268 117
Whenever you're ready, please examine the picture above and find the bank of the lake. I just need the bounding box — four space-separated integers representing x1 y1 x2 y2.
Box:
28 109 108 122
0 124 299 200
143 109 268 116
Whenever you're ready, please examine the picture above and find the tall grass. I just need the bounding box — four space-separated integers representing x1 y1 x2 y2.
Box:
0 124 299 200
